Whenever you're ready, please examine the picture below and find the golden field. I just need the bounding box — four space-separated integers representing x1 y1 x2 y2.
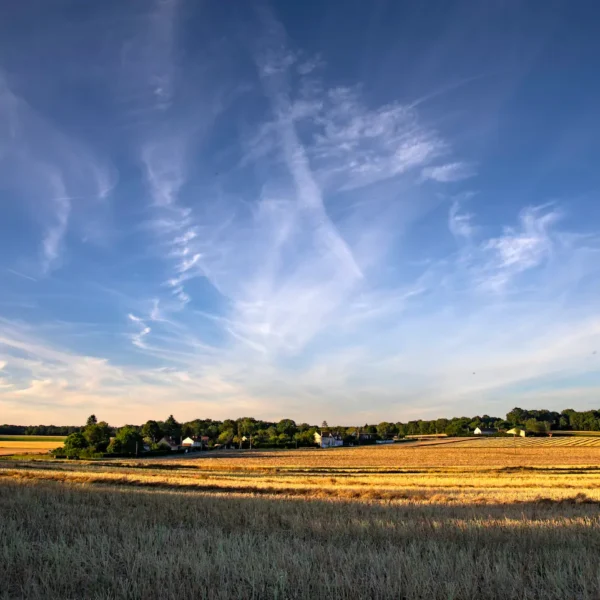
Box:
0 437 64 456
2 438 600 599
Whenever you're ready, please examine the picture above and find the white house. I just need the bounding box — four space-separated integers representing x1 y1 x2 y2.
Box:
314 431 344 448
182 435 210 449
473 427 498 436
182 436 202 449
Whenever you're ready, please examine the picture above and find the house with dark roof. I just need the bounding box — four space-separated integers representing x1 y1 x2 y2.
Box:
314 431 344 448
157 436 180 451
473 427 498 436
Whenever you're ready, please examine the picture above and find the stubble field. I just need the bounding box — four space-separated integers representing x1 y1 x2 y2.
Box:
2 438 600 599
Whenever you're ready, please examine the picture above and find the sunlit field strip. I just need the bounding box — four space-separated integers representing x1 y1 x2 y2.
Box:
454 437 600 448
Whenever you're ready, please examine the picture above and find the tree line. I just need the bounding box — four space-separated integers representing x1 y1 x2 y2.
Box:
7 406 600 458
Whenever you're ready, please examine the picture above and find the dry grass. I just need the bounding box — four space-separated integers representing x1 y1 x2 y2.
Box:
2 439 600 599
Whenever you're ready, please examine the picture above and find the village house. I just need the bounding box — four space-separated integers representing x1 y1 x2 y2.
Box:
473 427 498 436
181 436 210 450
314 431 344 448
157 436 180 451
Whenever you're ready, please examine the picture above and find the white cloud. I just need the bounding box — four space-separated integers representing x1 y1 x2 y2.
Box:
422 162 476 182
177 252 202 273
305 86 447 191
127 314 152 348
141 139 186 206
296 55 323 76
448 201 475 239
480 206 560 291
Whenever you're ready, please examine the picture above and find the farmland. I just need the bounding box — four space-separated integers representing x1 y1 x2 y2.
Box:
2 438 600 599
443 435 600 448
0 435 65 456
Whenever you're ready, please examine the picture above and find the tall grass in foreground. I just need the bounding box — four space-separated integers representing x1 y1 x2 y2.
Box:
2 479 600 600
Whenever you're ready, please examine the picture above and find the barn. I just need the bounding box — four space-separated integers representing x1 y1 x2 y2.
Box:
473 427 498 436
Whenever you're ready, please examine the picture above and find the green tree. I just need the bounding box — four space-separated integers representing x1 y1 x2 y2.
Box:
64 432 88 451
395 422 406 437
141 420 163 443
86 414 97 427
84 421 111 451
237 418 256 446
435 419 449 434
506 407 527 426
525 419 548 434
163 415 181 442
217 430 234 446
376 422 396 438
276 419 297 436
108 426 143 455
418 420 431 435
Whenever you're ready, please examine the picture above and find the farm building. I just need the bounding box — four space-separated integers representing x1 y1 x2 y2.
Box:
314 431 344 448
507 428 527 437
157 436 180 451
474 427 498 436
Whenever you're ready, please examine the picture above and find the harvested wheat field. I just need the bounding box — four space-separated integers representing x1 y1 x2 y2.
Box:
2 439 600 600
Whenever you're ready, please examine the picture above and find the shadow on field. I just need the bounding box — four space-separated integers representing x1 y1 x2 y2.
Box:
77 479 600 507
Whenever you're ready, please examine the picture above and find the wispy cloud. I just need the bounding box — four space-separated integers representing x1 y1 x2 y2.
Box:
422 161 476 182
6 269 38 282
141 140 187 207
2 5 600 425
479 205 561 291
448 201 475 239
247 80 450 193
0 75 116 273
127 313 152 348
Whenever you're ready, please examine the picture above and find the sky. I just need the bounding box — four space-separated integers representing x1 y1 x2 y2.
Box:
1 0 599 426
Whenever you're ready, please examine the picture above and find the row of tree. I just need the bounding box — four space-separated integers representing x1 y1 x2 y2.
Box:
53 415 143 458
13 406 600 458
0 424 81 436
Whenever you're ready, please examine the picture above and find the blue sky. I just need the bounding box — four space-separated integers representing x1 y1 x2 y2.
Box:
1 0 599 425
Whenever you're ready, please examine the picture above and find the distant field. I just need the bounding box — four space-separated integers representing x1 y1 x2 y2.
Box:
2 440 600 599
0 435 66 442
0 436 64 456
453 436 600 448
